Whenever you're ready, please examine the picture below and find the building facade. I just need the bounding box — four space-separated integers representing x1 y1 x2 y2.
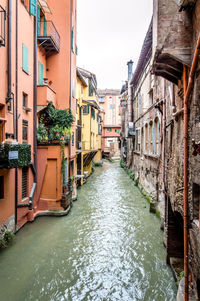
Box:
0 0 77 234
98 89 121 158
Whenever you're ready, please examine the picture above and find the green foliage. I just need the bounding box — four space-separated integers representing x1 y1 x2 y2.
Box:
107 158 114 163
120 158 124 168
178 271 184 281
0 231 14 250
49 125 71 142
47 102 74 129
0 144 31 169
134 178 139 186
37 120 48 142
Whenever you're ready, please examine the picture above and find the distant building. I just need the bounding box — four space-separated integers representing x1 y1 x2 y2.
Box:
98 89 121 158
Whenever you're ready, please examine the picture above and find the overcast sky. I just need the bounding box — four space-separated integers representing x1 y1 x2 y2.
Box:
77 0 153 90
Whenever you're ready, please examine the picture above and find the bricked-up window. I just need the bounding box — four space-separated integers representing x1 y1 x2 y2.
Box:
22 167 28 199
22 93 28 108
0 176 4 199
193 183 200 223
22 120 28 144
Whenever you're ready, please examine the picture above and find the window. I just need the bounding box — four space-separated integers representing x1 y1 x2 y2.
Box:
149 122 153 154
193 183 200 224
89 81 93 96
23 93 28 108
155 118 160 155
0 5 6 47
149 88 153 106
38 61 43 85
145 124 148 153
115 129 119 133
0 121 3 144
83 105 89 114
22 120 28 143
0 176 4 199
91 108 95 119
107 128 112 132
135 128 141 152
29 0 37 16
22 43 29 74
72 132 74 146
22 167 28 199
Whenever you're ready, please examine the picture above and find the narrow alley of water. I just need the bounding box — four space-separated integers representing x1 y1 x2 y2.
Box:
0 162 177 301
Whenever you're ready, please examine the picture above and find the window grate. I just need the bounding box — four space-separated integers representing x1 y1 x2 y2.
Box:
22 167 28 199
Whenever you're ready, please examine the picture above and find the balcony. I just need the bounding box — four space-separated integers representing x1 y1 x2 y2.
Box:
37 84 56 107
38 21 60 55
0 144 31 169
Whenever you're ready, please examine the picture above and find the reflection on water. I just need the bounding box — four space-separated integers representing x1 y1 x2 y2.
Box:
0 162 177 301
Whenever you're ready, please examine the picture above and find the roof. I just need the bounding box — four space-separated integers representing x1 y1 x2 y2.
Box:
77 68 88 87
77 67 97 88
103 125 121 128
130 18 152 87
82 99 100 110
98 89 121 96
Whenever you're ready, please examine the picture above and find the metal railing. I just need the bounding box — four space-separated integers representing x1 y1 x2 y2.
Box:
0 5 6 47
38 21 60 51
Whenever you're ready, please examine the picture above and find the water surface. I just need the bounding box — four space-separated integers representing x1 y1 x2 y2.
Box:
0 162 177 301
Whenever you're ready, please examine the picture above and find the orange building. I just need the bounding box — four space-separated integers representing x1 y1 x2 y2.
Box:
0 0 77 236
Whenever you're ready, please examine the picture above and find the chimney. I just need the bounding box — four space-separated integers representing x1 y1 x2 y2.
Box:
127 60 133 81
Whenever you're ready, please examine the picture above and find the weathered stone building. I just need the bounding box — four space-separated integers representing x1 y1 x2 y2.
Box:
121 0 200 299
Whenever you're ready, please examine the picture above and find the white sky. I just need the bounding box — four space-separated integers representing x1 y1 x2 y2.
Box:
77 0 153 90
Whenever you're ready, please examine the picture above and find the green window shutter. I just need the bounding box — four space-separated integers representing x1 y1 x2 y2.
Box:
22 44 29 73
71 28 74 51
37 5 41 36
29 0 37 16
44 16 47 36
38 62 44 85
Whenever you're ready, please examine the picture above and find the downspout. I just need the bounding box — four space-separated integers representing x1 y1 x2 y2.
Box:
30 1 38 210
183 33 200 301
15 0 18 231
68 0 72 180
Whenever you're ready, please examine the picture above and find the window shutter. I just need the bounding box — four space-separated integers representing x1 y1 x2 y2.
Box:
29 0 37 17
22 44 29 73
44 16 47 36
37 5 41 36
38 62 44 85
71 28 74 51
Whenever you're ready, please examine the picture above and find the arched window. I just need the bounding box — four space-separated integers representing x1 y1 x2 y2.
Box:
145 123 148 153
155 117 160 155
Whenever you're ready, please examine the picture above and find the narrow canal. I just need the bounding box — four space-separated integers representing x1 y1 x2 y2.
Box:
0 162 177 301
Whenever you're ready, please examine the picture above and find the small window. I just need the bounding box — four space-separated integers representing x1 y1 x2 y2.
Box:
155 118 160 155
107 128 112 132
135 128 141 152
72 132 74 146
91 108 95 119
0 176 4 199
23 93 28 108
71 28 74 51
22 167 28 199
193 183 200 222
22 120 28 144
83 105 89 114
149 122 153 154
22 43 29 74
115 129 119 133
145 124 149 153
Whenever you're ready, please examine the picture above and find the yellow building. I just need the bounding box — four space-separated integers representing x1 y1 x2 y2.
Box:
75 67 102 186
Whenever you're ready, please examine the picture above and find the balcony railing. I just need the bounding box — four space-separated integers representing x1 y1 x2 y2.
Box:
38 21 60 55
0 144 31 169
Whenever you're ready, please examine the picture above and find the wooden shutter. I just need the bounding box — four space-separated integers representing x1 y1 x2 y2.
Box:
22 44 29 73
38 61 44 85
37 5 41 36
29 0 37 16
44 16 47 36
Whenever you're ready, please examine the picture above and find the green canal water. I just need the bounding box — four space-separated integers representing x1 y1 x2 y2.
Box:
0 162 177 301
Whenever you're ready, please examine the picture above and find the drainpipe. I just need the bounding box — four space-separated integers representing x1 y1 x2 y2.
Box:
183 33 200 301
15 0 18 231
68 0 72 180
31 1 38 209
